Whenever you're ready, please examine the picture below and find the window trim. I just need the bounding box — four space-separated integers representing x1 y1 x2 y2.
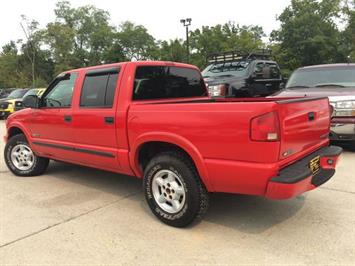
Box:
79 67 120 109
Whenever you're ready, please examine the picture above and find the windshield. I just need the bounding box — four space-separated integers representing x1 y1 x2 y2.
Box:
287 66 355 88
23 89 39 98
202 61 250 78
7 89 28 99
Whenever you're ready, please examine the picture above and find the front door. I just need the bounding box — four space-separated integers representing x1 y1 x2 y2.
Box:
28 73 78 161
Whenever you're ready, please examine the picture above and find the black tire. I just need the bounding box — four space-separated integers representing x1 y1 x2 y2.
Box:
143 151 209 227
4 134 49 176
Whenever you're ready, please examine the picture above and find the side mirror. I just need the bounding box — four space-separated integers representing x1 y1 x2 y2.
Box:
23 95 40 109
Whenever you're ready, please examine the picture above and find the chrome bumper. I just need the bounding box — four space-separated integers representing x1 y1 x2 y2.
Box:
330 123 355 141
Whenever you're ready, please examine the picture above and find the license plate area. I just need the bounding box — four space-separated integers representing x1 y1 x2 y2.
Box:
309 156 321 175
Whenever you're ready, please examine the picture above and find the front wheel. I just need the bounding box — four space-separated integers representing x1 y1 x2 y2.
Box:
4 134 49 176
143 151 209 227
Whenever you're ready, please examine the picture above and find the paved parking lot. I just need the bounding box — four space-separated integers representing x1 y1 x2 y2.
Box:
0 120 354 265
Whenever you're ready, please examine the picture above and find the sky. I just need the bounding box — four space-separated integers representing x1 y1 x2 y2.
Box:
0 0 291 47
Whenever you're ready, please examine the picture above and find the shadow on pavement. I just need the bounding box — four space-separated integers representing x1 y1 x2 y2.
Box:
45 161 305 233
46 160 142 197
331 141 355 152
204 193 305 233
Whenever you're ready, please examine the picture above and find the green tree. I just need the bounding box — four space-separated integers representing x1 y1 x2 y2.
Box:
271 0 345 73
118 21 158 61
48 1 117 69
341 0 355 61
158 39 186 62
0 42 26 88
189 22 265 68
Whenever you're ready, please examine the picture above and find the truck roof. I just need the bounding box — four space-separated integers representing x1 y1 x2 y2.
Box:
62 61 199 74
299 63 355 70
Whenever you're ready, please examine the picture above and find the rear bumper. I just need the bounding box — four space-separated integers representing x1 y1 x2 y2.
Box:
265 146 342 200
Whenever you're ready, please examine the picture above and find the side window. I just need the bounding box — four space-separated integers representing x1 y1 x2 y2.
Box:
80 69 119 108
42 73 77 108
133 66 207 100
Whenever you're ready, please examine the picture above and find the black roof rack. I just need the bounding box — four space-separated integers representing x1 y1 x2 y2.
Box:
207 49 272 64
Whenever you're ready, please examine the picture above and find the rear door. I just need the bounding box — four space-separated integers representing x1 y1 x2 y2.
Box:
71 67 122 171
277 97 331 160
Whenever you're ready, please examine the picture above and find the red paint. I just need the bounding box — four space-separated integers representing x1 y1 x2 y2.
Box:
266 176 315 200
4 61 342 199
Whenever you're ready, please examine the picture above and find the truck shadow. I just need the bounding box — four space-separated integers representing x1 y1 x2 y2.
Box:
46 161 305 234
331 141 355 152
204 193 305 233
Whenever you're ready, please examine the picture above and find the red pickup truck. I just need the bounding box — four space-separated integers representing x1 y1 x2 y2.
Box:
3 61 342 227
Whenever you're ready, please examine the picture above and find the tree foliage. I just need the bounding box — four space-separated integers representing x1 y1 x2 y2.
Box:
0 0 353 88
270 0 351 74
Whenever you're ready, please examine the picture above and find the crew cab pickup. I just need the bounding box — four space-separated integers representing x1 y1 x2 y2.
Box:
3 61 342 227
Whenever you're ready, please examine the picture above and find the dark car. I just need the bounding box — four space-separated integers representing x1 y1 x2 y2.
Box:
272 63 355 145
202 50 284 97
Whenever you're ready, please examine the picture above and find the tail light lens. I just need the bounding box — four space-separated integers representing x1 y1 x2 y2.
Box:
208 84 227 97
251 111 280 141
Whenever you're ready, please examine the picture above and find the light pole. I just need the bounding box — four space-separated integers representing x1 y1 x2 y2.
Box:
180 18 191 63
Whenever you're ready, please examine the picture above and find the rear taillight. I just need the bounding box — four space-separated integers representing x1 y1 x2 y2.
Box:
208 84 227 97
251 111 280 141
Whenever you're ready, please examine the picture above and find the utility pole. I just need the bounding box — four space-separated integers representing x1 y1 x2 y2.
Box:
180 18 192 63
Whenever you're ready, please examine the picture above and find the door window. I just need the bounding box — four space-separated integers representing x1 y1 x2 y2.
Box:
80 69 119 108
42 73 77 108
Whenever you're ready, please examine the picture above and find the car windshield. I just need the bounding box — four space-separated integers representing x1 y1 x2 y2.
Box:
7 89 28 99
286 66 355 88
202 61 250 78
23 89 39 98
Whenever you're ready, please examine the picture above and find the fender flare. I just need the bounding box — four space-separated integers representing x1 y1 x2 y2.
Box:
6 121 32 142
130 132 213 191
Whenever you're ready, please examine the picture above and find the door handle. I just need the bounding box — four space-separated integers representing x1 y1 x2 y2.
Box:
64 115 72 122
104 117 114 124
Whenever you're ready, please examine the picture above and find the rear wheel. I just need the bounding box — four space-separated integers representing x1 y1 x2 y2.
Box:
4 134 49 176
143 151 209 227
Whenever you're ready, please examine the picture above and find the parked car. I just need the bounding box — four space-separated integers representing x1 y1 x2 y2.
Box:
4 61 341 227
202 50 284 97
0 88 29 119
14 88 46 112
271 63 355 146
0 89 9 99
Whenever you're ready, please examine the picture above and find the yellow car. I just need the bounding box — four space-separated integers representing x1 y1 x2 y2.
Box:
14 88 46 112
0 88 45 119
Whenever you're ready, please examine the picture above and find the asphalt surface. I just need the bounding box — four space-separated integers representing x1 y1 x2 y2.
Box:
0 120 354 265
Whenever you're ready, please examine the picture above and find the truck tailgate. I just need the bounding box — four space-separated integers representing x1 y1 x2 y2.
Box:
277 97 331 160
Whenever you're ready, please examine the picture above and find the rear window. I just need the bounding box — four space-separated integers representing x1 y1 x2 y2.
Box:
133 66 207 100
202 61 250 78
80 68 119 108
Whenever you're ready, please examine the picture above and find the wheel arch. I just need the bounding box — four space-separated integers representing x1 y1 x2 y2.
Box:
6 123 32 142
130 132 213 191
